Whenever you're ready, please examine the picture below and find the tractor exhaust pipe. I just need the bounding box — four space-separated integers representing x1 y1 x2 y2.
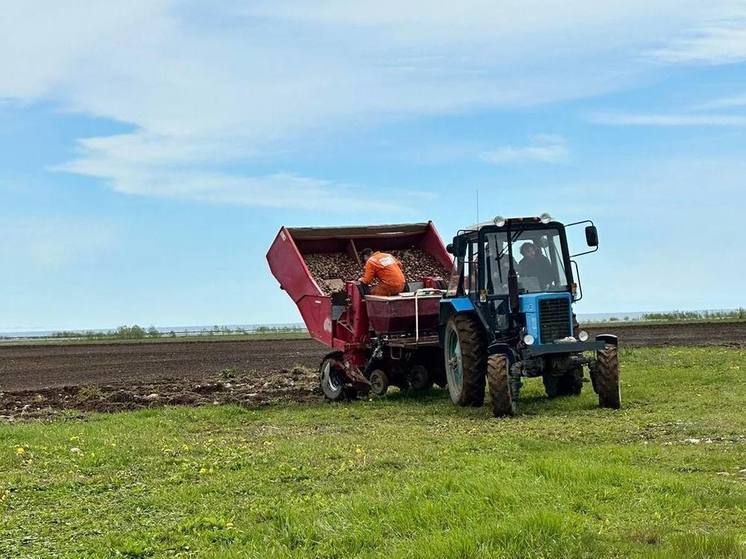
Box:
506 228 520 313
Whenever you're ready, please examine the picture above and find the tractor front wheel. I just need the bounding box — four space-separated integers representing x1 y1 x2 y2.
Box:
591 345 621 409
543 367 583 398
320 354 346 401
444 315 486 406
487 354 515 417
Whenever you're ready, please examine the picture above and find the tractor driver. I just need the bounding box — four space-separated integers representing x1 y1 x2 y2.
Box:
358 248 406 296
517 242 555 289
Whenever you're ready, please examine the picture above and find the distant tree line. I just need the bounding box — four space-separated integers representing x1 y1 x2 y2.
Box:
640 309 744 321
47 324 306 340
51 325 162 340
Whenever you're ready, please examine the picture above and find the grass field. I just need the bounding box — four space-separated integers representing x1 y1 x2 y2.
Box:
1 347 744 558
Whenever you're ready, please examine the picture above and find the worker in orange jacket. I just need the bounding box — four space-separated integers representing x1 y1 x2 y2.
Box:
358 248 406 296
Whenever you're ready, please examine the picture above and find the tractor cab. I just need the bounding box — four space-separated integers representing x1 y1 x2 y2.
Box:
439 213 620 417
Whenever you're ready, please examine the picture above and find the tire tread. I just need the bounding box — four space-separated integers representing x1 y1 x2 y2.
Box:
446 315 487 406
487 354 514 417
594 345 621 409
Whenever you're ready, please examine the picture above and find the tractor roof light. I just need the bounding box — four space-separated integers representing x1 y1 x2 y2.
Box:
493 215 506 227
540 212 552 224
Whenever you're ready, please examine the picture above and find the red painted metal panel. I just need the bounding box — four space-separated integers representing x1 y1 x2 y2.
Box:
296 296 333 346
266 227 324 301
266 227 331 345
266 222 451 351
365 295 441 334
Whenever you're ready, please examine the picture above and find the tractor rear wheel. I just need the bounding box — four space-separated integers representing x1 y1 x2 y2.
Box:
487 354 515 417
320 354 346 401
368 369 389 396
592 345 621 409
444 315 486 406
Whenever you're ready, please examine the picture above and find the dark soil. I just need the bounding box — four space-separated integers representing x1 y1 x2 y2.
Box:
0 322 743 419
0 338 327 420
0 365 320 421
0 338 326 392
584 321 746 348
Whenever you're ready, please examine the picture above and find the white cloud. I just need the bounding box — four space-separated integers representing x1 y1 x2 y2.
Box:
58 156 425 213
651 7 746 64
480 135 569 164
588 112 746 126
0 1 742 207
693 92 746 110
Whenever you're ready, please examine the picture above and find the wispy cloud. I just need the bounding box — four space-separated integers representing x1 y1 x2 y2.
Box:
58 154 422 213
0 1 741 207
479 135 569 164
693 92 746 111
651 9 746 64
588 112 746 126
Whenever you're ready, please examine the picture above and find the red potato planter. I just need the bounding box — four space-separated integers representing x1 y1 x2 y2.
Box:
266 222 452 399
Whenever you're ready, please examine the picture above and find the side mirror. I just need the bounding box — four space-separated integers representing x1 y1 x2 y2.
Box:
585 225 598 247
450 238 467 257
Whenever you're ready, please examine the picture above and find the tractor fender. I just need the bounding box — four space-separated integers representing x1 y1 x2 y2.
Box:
438 297 478 345
321 350 344 364
487 342 519 366
595 334 618 347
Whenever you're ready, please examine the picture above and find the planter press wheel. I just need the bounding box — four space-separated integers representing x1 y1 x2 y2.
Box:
368 369 389 397
408 364 431 391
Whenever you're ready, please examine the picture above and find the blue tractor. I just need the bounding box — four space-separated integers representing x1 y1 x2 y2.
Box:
439 213 620 417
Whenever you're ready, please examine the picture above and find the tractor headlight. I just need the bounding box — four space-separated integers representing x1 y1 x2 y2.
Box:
523 334 535 346
578 330 589 342
493 215 506 227
540 212 552 224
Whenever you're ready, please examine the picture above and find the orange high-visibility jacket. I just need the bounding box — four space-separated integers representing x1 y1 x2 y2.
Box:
362 252 406 287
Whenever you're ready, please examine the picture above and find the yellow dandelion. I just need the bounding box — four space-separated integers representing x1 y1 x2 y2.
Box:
15 447 26 456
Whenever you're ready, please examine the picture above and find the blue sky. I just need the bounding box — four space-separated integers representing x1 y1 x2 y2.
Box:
1 1 745 331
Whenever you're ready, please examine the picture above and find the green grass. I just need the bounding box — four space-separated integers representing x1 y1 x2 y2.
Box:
1 347 744 558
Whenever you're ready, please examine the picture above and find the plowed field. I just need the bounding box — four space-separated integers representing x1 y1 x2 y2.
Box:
1 321 743 419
